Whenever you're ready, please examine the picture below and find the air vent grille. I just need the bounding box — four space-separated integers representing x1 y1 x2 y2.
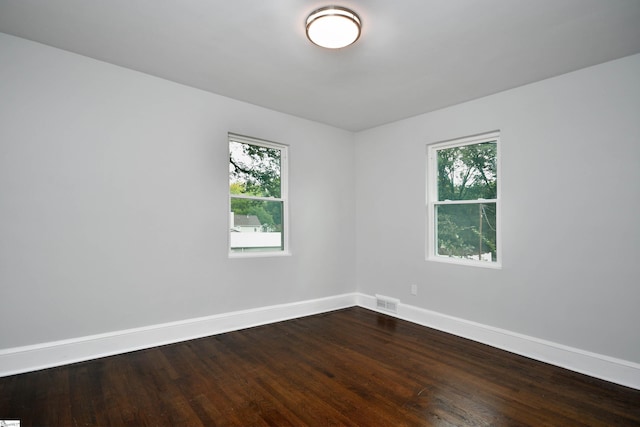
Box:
375 294 399 314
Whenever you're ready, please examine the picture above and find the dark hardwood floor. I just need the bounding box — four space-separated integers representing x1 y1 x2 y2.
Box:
1 307 639 426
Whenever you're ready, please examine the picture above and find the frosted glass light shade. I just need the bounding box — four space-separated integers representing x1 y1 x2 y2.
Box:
306 6 361 49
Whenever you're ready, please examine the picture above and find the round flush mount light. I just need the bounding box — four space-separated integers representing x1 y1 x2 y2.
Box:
306 6 361 49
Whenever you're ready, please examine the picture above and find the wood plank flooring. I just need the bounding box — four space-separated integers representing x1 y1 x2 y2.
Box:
1 307 639 426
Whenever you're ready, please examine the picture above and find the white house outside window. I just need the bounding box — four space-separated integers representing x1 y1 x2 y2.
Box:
229 133 289 256
427 131 501 268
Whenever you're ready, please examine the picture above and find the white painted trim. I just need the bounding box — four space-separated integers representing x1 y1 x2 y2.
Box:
0 293 357 377
356 293 640 390
2 292 638 391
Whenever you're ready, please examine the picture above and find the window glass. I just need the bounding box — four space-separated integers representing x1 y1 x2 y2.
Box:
435 202 497 262
436 142 497 201
428 133 500 267
229 141 281 198
229 134 288 255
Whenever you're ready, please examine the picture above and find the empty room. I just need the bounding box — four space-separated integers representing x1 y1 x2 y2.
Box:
1 1 639 425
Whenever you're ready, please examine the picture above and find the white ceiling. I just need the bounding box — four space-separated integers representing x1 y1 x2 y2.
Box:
1 0 640 131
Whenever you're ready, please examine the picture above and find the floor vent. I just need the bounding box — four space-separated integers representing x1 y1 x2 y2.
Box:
375 295 399 314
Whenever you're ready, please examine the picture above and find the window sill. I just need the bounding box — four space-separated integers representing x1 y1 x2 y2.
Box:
229 251 292 259
426 256 502 269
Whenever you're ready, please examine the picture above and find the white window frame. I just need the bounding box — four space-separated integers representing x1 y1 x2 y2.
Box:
426 131 501 268
228 133 290 258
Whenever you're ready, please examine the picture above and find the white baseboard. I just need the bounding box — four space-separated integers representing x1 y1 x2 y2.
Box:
357 293 640 390
0 293 357 377
2 292 638 390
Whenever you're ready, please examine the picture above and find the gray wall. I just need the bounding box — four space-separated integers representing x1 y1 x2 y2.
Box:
354 53 640 363
2 31 639 367
0 33 356 348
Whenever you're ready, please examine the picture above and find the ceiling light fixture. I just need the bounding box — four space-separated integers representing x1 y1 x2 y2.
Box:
306 6 361 49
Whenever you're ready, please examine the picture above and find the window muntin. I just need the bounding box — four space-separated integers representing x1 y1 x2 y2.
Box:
427 132 500 267
229 134 288 255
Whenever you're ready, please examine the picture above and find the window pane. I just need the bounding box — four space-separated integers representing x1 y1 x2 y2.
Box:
437 141 497 201
435 202 497 262
229 141 281 198
230 198 283 252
